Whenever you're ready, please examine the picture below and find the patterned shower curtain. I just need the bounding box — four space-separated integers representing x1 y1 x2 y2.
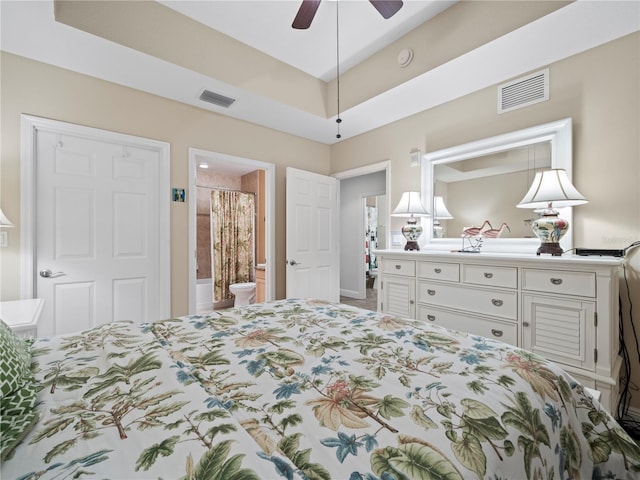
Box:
211 190 255 302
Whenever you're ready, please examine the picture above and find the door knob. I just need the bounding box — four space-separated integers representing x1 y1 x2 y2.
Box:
288 260 301 266
39 269 66 278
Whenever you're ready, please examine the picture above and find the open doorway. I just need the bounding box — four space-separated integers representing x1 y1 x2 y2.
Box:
333 161 389 311
188 148 275 314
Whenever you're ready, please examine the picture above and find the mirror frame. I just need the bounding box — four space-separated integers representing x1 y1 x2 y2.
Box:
420 118 573 253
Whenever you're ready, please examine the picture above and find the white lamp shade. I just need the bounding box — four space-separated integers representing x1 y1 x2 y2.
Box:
433 196 453 219
517 169 588 209
392 192 430 217
0 208 14 227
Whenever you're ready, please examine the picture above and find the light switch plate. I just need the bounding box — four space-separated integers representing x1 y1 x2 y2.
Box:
0 231 7 248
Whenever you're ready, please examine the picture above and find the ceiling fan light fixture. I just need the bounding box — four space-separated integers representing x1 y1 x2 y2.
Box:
291 0 404 30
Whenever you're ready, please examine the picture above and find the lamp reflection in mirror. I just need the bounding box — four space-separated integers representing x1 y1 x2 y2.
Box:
392 191 430 250
433 196 453 238
517 169 587 256
0 208 14 227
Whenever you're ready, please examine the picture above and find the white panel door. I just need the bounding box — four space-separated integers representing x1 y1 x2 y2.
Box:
286 168 339 302
35 130 165 336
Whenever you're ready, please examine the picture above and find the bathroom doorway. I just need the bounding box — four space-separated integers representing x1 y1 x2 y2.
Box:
188 148 275 314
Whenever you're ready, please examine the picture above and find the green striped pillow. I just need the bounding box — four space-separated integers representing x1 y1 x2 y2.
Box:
0 319 39 461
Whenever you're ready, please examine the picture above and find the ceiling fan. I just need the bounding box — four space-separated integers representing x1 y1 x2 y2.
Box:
292 0 404 29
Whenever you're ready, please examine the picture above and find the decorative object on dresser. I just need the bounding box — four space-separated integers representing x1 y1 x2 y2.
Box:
432 196 453 238
461 219 492 238
375 250 625 413
517 168 588 256
483 222 510 238
391 191 430 251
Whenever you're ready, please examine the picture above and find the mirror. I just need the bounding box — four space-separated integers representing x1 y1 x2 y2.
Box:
421 118 573 253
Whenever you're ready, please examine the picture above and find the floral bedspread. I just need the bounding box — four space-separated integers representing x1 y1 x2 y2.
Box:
3 299 639 479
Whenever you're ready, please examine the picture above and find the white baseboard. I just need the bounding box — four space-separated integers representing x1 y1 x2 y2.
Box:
340 289 361 299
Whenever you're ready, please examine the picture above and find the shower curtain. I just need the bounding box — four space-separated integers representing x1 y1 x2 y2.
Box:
211 190 255 302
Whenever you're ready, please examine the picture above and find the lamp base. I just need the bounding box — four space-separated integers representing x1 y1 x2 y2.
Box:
401 219 423 251
404 241 420 251
532 210 568 257
536 242 563 256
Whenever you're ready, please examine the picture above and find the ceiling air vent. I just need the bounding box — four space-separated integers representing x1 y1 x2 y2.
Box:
199 89 236 108
498 69 549 114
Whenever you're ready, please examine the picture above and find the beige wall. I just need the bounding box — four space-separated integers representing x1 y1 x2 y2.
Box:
331 32 640 409
0 52 331 312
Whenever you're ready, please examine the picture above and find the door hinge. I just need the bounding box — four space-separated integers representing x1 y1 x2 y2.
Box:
594 348 598 364
594 311 598 327
381 281 384 290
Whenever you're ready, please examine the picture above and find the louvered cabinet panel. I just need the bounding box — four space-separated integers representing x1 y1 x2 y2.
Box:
380 275 415 319
522 294 595 371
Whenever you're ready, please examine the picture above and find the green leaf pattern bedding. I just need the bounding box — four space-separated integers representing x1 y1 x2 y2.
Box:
2 299 639 479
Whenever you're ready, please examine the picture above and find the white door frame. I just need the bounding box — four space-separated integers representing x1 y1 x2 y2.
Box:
188 148 275 314
20 115 171 318
332 160 390 299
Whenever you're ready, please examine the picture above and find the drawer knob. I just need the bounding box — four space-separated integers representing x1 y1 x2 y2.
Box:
491 299 503 307
410 300 415 305
427 314 436 322
395 265 402 270
550 278 563 285
484 272 493 279
523 321 530 327
434 268 442 274
491 329 503 337
427 289 436 296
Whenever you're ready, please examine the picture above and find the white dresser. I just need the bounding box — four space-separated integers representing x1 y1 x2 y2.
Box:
375 250 624 412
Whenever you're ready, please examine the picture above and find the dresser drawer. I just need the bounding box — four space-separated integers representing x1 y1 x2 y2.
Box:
462 264 517 289
522 269 596 297
417 261 459 282
417 281 517 320
382 259 415 276
417 305 518 345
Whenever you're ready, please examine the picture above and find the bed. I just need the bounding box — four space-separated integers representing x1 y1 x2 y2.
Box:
2 298 639 479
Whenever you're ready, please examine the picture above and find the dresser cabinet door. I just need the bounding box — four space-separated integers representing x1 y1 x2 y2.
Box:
380 276 415 318
522 294 596 371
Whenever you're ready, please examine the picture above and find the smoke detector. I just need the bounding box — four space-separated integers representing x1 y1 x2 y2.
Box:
397 48 414 68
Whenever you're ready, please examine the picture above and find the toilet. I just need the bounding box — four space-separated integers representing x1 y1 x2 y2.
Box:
229 282 256 307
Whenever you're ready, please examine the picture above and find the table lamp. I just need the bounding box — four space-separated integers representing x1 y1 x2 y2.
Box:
517 169 587 256
433 196 453 238
392 191 430 250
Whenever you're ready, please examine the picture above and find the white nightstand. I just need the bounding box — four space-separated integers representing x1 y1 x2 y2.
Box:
0 298 45 338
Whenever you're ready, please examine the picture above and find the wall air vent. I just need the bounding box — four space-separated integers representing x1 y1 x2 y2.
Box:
498 69 549 114
199 89 236 108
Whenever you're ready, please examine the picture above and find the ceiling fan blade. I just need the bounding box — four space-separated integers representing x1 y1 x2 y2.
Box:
292 0 322 29
369 0 403 19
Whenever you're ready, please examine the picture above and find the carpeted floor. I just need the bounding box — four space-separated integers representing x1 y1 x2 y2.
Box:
340 287 377 312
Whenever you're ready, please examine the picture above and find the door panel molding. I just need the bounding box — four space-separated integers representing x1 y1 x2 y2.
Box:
20 115 171 320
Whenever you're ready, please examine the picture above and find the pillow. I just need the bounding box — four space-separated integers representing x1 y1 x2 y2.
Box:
0 319 32 399
0 319 39 461
0 382 39 461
